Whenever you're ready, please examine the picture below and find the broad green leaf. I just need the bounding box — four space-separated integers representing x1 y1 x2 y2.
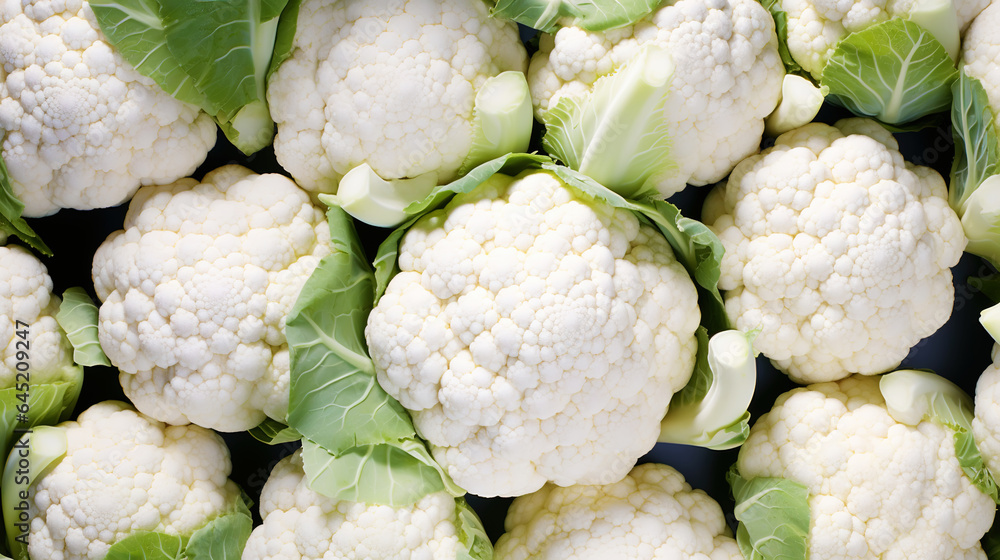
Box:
300 438 460 507
459 72 534 176
491 0 660 33
0 155 50 256
267 0 301 80
158 0 286 154
104 532 186 560
0 367 83 484
89 0 208 107
3 427 68 559
879 369 1000 502
455 498 493 560
287 205 415 456
821 18 957 125
905 0 960 62
659 329 756 449
950 70 1000 211
247 418 300 445
542 43 676 199
542 163 730 332
728 465 811 560
757 0 804 75
56 288 111 367
184 497 254 560
949 71 1000 268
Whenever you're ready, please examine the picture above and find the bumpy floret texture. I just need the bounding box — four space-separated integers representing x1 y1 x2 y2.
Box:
243 450 465 560
738 375 994 560
972 344 1000 479
0 0 216 217
494 463 741 560
92 165 331 432
526 0 783 196
782 0 989 77
366 170 700 497
27 401 243 560
267 0 527 193
961 0 1000 133
704 119 965 383
0 244 74 387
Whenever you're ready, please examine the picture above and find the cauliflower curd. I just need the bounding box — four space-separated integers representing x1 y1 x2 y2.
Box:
0 0 217 217
267 0 527 193
737 375 994 559
527 0 783 196
495 463 741 559
26 401 244 560
780 0 990 78
243 450 470 560
705 118 965 383
366 169 700 497
1 244 74 387
92 165 331 432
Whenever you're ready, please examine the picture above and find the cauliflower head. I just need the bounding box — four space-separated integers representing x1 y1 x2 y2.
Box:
972 343 1000 479
704 118 965 383
494 462 741 560
365 169 701 497
26 401 244 560
267 0 527 194
526 0 783 196
92 165 331 432
0 0 217 217
781 0 989 77
243 449 474 560
961 0 1000 129
737 375 994 560
1 244 75 388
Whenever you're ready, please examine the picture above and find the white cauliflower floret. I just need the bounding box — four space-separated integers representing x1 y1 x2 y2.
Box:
737 375 994 560
961 1 1000 128
973 344 1000 479
27 401 243 560
0 0 217 217
527 0 783 195
782 0 989 77
366 170 700 497
494 463 741 560
704 118 966 383
243 450 468 560
1 244 74 388
91 165 331 432
267 0 527 193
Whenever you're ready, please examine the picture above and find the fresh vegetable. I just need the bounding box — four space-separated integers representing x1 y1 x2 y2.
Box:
89 0 300 155
91 165 331 432
703 118 966 383
1 401 251 560
494 462 741 559
0 245 107 556
948 3 1000 269
518 0 784 197
731 373 995 560
764 0 990 125
241 449 492 560
266 0 532 209
0 0 217 217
